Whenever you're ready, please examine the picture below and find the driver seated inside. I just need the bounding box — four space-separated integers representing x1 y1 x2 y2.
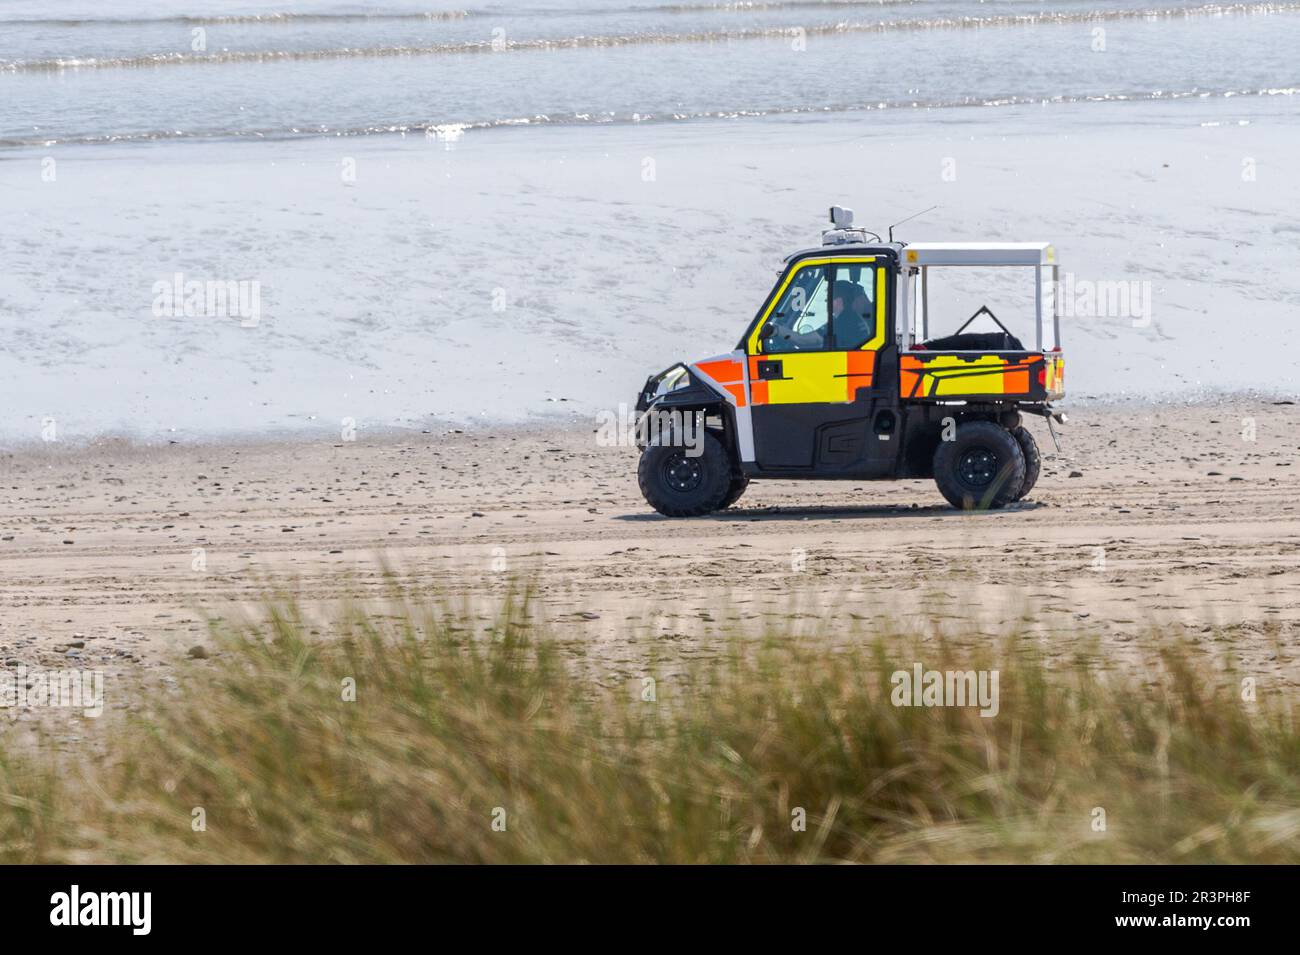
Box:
765 280 874 352
763 274 877 352
832 281 875 350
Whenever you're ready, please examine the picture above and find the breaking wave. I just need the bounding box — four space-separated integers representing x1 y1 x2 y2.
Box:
1 10 474 28
4 85 1295 147
0 1 1034 29
4 3 1297 72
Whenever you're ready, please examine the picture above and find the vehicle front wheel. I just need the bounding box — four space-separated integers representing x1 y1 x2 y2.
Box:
638 432 733 517
933 420 1026 511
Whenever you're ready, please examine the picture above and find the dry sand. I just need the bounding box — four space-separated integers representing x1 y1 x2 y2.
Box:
1 398 1297 692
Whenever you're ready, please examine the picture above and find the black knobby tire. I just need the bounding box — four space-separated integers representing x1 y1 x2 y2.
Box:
1011 426 1041 501
718 475 749 510
638 431 733 517
933 420 1027 511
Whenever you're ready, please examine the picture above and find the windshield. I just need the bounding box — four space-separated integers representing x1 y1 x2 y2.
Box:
763 265 828 353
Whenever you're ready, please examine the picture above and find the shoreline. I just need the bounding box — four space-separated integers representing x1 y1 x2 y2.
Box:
6 85 1298 157
3 83 1298 153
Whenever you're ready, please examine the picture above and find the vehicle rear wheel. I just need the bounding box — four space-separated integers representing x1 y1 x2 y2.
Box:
638 432 733 517
718 475 749 510
933 420 1026 510
1010 426 1041 501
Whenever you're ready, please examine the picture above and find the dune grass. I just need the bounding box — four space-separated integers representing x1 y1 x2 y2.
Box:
1 591 1296 864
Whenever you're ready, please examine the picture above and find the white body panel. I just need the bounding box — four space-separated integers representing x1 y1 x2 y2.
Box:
688 349 756 463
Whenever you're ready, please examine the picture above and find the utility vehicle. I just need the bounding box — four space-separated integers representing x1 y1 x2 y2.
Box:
634 207 1066 516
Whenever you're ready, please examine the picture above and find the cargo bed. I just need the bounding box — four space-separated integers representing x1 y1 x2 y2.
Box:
899 349 1065 402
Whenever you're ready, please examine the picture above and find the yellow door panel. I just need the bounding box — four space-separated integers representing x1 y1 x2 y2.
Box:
764 352 848 405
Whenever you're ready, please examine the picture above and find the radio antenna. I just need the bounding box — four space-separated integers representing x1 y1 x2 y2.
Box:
888 205 938 242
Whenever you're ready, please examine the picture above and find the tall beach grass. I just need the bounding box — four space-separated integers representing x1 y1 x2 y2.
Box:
1 591 1295 864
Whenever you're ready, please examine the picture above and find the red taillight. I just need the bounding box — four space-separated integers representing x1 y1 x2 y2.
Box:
1036 366 1047 386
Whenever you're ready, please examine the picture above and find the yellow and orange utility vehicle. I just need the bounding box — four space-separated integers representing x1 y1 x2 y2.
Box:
634 207 1066 516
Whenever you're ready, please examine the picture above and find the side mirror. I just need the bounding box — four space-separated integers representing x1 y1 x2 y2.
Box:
760 322 775 340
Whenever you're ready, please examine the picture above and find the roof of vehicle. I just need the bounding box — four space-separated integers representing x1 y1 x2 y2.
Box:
903 242 1056 266
784 241 902 263
785 240 1057 267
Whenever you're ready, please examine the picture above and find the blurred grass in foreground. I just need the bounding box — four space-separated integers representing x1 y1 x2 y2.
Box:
1 591 1296 864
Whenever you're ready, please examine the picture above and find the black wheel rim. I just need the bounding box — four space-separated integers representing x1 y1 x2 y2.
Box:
957 446 998 488
662 452 703 493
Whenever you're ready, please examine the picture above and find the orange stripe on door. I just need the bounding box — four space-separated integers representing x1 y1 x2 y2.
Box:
746 356 768 406
843 351 875 400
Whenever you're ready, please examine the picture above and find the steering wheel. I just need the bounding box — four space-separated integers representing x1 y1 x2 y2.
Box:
764 313 820 352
